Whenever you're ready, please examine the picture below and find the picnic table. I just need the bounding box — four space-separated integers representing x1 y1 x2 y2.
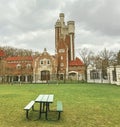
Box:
35 94 54 120
24 94 63 120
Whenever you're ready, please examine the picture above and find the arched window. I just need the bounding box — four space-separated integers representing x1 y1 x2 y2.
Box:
16 64 21 69
41 70 50 80
61 56 63 60
26 64 31 69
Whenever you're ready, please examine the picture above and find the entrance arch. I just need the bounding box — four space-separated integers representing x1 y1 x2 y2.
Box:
41 70 50 81
68 71 78 80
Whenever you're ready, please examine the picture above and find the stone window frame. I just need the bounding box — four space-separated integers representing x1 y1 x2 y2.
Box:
40 60 43 65
26 63 31 69
16 64 21 69
61 56 63 60
60 63 64 67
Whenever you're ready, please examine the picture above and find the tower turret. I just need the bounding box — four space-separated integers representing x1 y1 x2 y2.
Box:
59 13 65 26
55 19 61 54
67 21 75 60
67 21 75 34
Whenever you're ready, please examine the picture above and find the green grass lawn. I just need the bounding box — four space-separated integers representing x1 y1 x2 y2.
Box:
0 83 120 127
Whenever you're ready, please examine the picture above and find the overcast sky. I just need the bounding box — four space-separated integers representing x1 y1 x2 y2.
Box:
0 0 120 56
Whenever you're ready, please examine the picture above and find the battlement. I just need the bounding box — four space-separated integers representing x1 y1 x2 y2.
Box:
59 13 64 18
55 19 61 28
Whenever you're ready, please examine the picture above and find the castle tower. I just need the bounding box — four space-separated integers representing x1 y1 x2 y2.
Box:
55 13 75 60
55 13 75 77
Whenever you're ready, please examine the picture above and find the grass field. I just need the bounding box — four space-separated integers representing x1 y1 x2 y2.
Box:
0 83 120 127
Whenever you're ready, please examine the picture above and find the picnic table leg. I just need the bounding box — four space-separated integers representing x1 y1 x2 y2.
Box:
58 112 61 120
43 102 45 112
45 102 49 120
39 103 42 119
26 110 29 119
48 103 50 111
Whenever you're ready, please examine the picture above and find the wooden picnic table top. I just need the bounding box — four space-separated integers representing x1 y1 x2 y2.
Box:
35 94 54 103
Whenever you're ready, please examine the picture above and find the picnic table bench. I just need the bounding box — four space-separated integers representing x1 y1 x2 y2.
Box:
56 101 63 120
24 100 35 119
46 101 63 120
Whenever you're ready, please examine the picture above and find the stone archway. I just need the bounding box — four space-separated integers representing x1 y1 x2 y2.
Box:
68 71 78 80
41 70 50 81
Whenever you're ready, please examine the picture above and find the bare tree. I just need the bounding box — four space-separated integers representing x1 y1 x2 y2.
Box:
99 48 116 61
98 48 116 79
0 46 35 57
117 50 120 65
78 48 94 81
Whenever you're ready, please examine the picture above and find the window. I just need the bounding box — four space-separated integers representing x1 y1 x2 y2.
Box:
60 74 64 80
47 60 50 64
61 56 63 60
16 64 21 69
40 59 50 66
90 70 100 79
112 70 117 81
59 49 65 53
60 63 64 67
26 64 31 69
40 60 43 65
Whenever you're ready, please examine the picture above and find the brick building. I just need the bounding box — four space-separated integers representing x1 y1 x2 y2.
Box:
0 13 85 83
33 48 57 83
0 50 6 82
4 56 33 83
55 13 85 80
33 13 85 82
0 50 5 59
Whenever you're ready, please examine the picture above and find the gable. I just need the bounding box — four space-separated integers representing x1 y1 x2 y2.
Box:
69 57 84 66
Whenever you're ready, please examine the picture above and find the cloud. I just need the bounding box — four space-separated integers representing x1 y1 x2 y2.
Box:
0 0 120 56
65 0 120 36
